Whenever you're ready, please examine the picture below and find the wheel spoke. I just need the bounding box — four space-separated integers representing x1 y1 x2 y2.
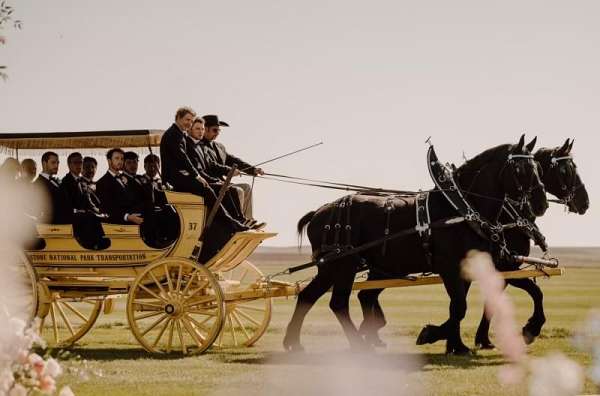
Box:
181 270 199 295
166 320 175 353
228 315 237 346
185 314 212 336
56 302 76 336
134 311 164 321
50 303 59 343
237 305 265 313
184 295 217 308
236 309 261 326
232 311 251 341
132 300 164 309
140 314 168 337
217 317 227 346
139 284 168 303
61 301 89 322
148 270 167 297
152 318 171 348
183 281 209 300
175 264 183 292
188 308 217 316
175 320 187 354
181 317 205 348
164 264 174 292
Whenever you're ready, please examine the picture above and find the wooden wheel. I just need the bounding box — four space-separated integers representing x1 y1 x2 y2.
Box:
215 261 272 348
127 258 225 355
39 294 103 347
1 252 38 324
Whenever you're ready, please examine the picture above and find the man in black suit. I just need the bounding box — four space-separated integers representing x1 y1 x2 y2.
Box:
159 107 248 232
60 152 85 221
33 151 67 224
123 151 147 212
96 148 143 225
201 114 263 220
187 117 265 229
140 154 167 207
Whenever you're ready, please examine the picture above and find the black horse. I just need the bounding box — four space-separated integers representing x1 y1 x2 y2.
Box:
473 138 589 349
283 135 548 354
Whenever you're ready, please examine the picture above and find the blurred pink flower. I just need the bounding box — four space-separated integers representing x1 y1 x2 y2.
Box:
39 375 56 394
59 386 75 396
8 383 27 396
29 353 46 377
44 358 62 378
461 250 526 364
529 353 583 396
0 36 6 44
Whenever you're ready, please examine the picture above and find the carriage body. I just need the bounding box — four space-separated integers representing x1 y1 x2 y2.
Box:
1 130 276 354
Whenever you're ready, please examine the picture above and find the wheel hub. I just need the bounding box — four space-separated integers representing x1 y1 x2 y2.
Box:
164 301 182 316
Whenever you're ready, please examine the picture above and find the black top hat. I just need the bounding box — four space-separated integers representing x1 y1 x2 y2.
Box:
202 114 230 128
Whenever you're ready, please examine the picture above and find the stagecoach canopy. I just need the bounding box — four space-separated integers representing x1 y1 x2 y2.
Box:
0 129 164 152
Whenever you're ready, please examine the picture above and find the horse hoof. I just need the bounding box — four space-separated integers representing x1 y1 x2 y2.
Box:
475 336 495 350
283 336 305 353
447 345 473 356
365 335 387 348
416 324 440 345
475 341 495 350
522 329 536 345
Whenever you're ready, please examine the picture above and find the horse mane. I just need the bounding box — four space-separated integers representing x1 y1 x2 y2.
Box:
456 144 512 176
533 147 556 162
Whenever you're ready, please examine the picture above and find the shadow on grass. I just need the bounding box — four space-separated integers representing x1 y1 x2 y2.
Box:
212 350 505 372
45 347 190 361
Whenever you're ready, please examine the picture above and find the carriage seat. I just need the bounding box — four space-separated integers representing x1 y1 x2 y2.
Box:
36 222 111 251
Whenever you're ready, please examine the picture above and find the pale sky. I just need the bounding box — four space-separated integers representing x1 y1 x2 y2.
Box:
1 0 598 247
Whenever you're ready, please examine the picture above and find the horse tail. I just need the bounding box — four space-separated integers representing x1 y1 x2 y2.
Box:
297 210 316 248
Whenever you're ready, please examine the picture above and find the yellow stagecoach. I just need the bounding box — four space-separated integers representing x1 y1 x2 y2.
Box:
0 130 276 354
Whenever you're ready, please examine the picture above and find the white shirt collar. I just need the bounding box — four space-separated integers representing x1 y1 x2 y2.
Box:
108 169 120 177
40 172 51 180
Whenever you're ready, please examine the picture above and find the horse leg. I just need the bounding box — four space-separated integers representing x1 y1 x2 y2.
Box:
475 281 509 349
329 262 367 350
440 276 470 355
507 278 546 344
283 270 334 352
357 288 387 347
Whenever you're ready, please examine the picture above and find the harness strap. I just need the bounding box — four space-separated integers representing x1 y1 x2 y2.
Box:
381 198 394 256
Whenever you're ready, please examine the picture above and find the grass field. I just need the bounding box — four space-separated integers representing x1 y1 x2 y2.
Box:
49 248 600 395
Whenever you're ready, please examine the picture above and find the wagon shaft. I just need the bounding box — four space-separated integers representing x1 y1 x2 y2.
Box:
223 267 565 301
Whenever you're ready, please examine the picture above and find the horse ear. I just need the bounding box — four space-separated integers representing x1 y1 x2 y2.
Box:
558 138 570 155
525 136 537 152
567 138 575 154
516 134 525 151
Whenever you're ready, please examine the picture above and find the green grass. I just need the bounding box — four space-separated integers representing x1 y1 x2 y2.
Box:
48 263 600 395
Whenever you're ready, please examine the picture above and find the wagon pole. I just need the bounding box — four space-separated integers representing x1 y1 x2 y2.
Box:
190 165 238 260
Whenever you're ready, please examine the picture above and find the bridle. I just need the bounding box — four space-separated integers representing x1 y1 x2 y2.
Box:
500 153 545 214
547 155 585 210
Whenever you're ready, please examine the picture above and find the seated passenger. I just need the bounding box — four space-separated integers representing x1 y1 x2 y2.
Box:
0 157 21 184
141 154 167 207
138 154 179 248
123 151 147 207
32 151 68 224
187 117 265 229
201 114 264 221
159 106 248 233
60 152 85 221
96 148 143 225
20 158 37 183
82 156 98 184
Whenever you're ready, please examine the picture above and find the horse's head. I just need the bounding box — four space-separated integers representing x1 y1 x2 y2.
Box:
535 139 589 214
500 134 548 217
